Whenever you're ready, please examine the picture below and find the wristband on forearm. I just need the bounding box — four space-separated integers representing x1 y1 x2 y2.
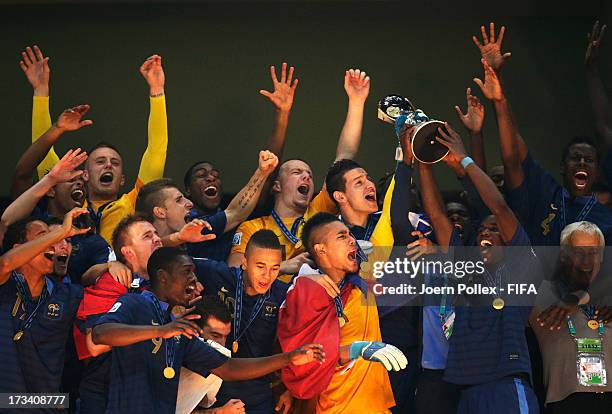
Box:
460 156 474 169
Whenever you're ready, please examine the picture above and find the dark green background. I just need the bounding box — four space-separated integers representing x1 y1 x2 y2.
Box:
1 1 611 195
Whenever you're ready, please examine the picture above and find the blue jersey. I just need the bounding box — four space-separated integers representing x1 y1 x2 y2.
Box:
0 273 82 410
444 227 537 386
507 153 612 246
193 258 289 408
187 210 233 262
95 293 228 414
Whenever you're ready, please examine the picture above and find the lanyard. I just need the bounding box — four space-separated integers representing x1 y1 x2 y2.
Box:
233 269 269 346
340 214 376 262
12 272 50 341
86 200 114 233
270 210 303 246
566 314 605 337
482 263 505 293
439 274 449 319
143 291 177 378
560 190 597 230
334 279 349 326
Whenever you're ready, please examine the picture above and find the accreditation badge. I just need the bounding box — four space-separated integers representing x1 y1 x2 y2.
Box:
442 311 455 340
576 338 607 387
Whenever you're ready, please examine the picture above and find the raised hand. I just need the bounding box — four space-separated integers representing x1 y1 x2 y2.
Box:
55 105 94 132
108 261 133 287
47 148 87 184
344 68 370 104
178 219 217 243
472 22 512 71
289 343 325 365
258 150 279 174
62 208 91 237
259 62 298 113
473 59 503 102
436 123 468 161
19 45 50 96
159 308 202 339
455 88 485 133
585 21 607 66
140 55 165 95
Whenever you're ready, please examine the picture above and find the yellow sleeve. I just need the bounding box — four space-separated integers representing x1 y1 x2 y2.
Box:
230 219 260 255
32 96 59 179
304 190 338 221
137 95 168 184
370 176 394 247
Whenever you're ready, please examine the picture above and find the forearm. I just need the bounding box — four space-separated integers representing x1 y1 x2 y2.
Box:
80 262 110 287
469 130 487 171
2 175 57 228
338 344 351 364
0 226 67 281
137 96 168 184
418 164 452 246
391 162 414 246
586 65 612 145
92 323 161 346
335 100 365 161
266 110 290 157
32 96 58 180
493 98 525 189
212 353 290 381
224 168 270 232
85 329 112 357
12 125 64 199
161 232 184 247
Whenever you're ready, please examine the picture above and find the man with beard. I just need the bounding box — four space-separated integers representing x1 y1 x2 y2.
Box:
421 122 541 413
229 68 371 281
278 212 408 414
529 221 612 411
91 247 325 414
4 142 111 284
17 46 169 243
0 208 88 402
137 151 279 261
471 24 612 246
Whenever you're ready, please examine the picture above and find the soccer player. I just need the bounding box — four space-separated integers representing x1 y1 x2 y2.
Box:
278 212 407 413
5 138 111 283
191 229 293 413
91 247 324 414
176 296 242 414
0 208 88 397
424 122 541 413
17 45 169 243
137 150 279 261
471 24 612 246
229 68 371 280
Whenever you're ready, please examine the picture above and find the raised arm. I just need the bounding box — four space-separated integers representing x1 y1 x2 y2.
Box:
418 163 453 248
0 208 90 285
136 55 168 186
224 151 279 232
585 21 612 145
436 123 518 243
2 149 87 234
19 45 58 181
455 87 486 171
11 105 93 199
260 62 298 157
335 69 370 161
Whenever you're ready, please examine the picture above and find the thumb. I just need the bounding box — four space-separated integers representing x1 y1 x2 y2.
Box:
454 105 465 119
473 78 485 93
259 90 273 98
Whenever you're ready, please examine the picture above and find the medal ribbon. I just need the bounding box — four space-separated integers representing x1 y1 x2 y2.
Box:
143 291 177 374
340 214 376 262
12 272 49 337
333 279 347 320
233 269 270 347
271 210 303 246
560 190 597 230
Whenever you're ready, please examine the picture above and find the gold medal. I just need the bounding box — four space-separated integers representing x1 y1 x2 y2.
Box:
13 331 23 342
339 317 346 328
232 340 239 353
588 319 599 330
294 240 303 250
492 298 505 310
163 367 175 379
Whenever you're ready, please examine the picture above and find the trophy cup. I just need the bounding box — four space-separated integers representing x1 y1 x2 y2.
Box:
377 94 449 164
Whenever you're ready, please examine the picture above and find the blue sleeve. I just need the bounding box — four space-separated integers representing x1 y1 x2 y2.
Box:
390 162 415 246
192 258 234 287
94 295 139 326
86 313 105 329
68 235 110 283
182 338 229 377
199 211 228 238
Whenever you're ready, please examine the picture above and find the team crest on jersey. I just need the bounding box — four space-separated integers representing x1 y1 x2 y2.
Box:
109 302 122 313
46 303 62 319
263 302 278 318
233 232 243 246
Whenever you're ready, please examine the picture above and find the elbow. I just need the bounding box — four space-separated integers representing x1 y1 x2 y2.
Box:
489 202 512 218
91 326 104 345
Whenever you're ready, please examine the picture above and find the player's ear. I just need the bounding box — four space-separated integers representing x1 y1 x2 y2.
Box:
314 242 325 256
120 174 126 187
332 191 346 205
272 179 281 194
46 187 56 198
241 254 247 271
153 206 166 220
157 268 169 286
